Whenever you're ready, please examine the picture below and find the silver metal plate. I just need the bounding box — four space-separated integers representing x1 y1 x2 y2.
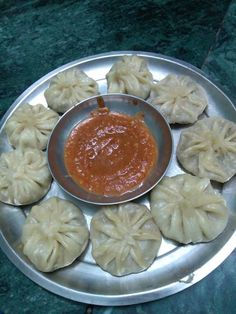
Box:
0 51 235 306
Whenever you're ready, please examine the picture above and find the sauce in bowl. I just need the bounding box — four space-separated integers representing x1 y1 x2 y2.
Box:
64 109 158 196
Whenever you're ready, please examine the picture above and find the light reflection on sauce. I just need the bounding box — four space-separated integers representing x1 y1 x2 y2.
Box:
64 109 158 196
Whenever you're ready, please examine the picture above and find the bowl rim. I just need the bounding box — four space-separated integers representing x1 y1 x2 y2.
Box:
47 93 173 205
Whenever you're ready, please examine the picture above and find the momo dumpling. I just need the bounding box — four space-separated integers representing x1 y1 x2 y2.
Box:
106 55 153 99
21 197 89 272
0 148 51 205
44 68 99 113
150 174 229 244
90 202 162 276
148 74 207 124
5 103 59 150
177 117 236 182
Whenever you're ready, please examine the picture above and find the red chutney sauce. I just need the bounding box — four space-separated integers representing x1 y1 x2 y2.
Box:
64 109 158 196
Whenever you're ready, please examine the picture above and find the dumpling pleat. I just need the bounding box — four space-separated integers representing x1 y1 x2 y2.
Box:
150 174 228 244
90 202 162 276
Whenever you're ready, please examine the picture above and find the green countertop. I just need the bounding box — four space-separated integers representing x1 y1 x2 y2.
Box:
0 1 235 313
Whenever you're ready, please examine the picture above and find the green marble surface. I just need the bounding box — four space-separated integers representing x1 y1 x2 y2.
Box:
0 1 235 313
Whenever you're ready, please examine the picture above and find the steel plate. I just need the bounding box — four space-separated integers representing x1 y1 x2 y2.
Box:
0 51 235 306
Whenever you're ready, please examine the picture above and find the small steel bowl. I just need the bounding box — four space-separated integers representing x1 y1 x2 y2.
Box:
47 94 173 205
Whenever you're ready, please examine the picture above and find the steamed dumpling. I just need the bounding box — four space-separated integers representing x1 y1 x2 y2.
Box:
0 148 51 205
90 202 162 276
177 117 236 182
106 55 153 99
44 68 99 113
150 174 229 244
5 103 59 150
21 197 89 272
148 74 207 124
